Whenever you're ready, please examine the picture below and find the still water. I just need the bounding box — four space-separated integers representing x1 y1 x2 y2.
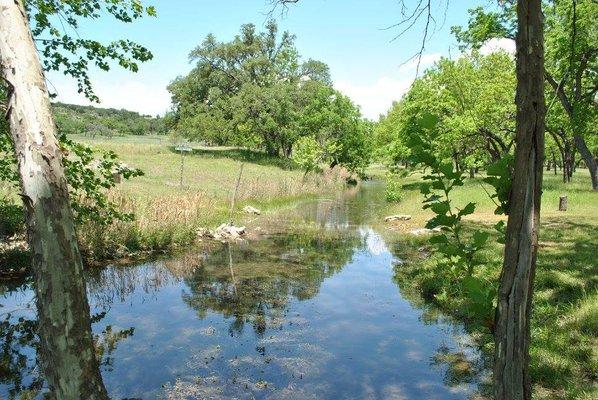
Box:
1 182 485 399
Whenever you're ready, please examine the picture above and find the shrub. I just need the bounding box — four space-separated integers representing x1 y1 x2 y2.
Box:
0 199 24 237
385 174 404 202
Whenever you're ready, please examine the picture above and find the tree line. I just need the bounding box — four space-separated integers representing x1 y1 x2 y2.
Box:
376 0 596 190
167 21 371 176
54 102 168 137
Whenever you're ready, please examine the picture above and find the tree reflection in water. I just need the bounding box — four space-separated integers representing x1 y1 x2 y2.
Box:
0 182 486 399
182 231 363 337
0 276 137 399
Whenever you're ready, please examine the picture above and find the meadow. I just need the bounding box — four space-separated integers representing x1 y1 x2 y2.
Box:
381 169 598 399
69 134 350 261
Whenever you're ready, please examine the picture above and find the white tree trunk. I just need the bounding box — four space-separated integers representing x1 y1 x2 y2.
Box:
0 1 108 398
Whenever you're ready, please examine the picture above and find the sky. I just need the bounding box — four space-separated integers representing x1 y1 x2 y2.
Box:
48 0 508 120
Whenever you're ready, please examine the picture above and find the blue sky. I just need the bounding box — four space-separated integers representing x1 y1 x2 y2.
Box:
49 0 500 119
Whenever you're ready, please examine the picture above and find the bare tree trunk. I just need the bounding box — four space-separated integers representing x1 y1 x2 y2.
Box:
574 135 598 189
0 1 108 399
494 1 545 399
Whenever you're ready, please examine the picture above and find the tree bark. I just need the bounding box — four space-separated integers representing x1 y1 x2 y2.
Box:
494 1 545 399
0 1 108 399
573 135 598 189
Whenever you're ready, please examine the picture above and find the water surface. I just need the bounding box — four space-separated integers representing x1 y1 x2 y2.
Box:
1 182 484 399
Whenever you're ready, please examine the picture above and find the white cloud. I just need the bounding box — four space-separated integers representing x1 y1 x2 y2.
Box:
479 38 515 55
50 74 171 117
334 53 441 120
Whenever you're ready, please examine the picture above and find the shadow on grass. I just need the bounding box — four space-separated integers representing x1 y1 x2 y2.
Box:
390 217 598 397
179 147 298 170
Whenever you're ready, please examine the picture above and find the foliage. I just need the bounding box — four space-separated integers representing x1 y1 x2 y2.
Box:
1 1 157 240
54 102 167 137
483 155 514 215
452 1 598 188
374 51 516 172
292 136 323 174
384 173 404 203
168 22 370 175
25 0 156 101
0 198 24 237
408 114 490 278
0 129 143 227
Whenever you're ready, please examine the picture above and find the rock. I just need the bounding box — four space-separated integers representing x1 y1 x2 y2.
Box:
243 205 261 215
410 227 442 236
196 228 213 239
213 223 246 241
384 214 412 222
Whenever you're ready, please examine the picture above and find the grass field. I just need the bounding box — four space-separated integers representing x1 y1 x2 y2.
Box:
65 135 350 261
381 167 598 399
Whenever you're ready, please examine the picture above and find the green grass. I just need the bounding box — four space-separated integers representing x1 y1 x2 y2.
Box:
65 134 349 262
373 168 598 231
385 169 598 399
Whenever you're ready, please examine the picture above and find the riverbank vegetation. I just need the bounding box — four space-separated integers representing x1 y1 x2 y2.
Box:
387 171 597 399
0 134 351 267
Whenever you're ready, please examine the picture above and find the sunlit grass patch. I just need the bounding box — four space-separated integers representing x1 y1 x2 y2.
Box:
388 170 598 399
35 135 350 263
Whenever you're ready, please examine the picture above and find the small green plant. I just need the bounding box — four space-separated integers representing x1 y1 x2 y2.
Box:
408 114 489 278
406 112 510 326
385 173 404 202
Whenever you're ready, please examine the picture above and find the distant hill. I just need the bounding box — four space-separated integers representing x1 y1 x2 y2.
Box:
53 102 168 137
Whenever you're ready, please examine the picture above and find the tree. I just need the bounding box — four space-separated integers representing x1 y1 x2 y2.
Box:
453 0 598 189
0 0 155 398
376 52 516 172
169 21 370 175
0 1 108 398
494 1 545 399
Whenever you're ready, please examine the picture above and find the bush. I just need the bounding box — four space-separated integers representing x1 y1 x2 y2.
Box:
385 174 404 202
0 199 24 237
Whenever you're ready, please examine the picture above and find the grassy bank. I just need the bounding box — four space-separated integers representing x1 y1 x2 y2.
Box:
384 170 597 399
1 135 350 265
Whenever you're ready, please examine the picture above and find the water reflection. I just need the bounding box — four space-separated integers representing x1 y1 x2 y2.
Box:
0 183 486 399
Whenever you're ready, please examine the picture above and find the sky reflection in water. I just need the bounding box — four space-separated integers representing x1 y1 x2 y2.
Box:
1 183 486 399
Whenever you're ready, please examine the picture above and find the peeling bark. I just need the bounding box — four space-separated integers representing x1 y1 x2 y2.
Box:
494 1 545 399
0 1 108 399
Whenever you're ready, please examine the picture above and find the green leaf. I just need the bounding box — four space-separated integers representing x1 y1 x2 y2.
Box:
457 202 476 218
430 202 450 215
419 112 439 130
472 231 490 247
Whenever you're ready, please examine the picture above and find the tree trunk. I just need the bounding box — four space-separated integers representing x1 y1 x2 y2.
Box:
494 1 545 400
573 135 598 190
0 2 108 399
558 196 568 212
